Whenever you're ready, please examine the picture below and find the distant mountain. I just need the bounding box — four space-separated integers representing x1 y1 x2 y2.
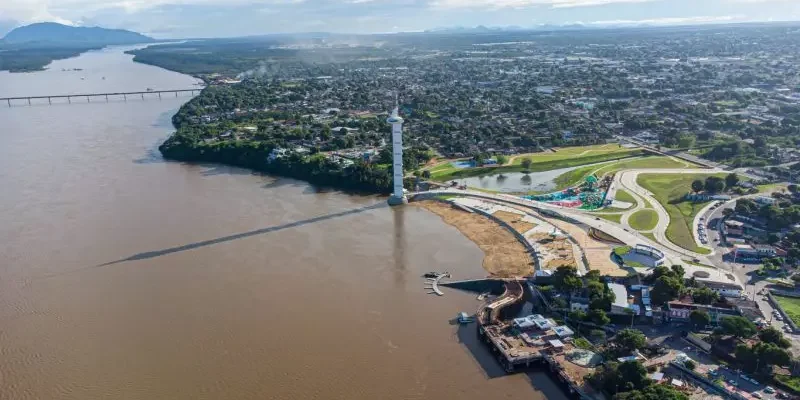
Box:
2 22 153 46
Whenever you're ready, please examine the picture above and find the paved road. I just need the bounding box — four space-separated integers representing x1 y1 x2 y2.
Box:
424 188 697 267
616 168 722 263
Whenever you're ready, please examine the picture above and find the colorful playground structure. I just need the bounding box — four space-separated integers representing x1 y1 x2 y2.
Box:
523 175 609 210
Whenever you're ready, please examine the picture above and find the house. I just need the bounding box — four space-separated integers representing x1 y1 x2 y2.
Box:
608 283 631 314
732 244 779 261
755 196 777 205
666 300 740 325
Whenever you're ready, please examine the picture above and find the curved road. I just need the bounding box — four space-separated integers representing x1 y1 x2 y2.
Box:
422 188 702 266
616 168 721 262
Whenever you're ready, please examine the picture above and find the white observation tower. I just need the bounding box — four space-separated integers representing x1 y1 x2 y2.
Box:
387 94 408 205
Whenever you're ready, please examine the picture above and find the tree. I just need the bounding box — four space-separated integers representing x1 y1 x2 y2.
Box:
569 310 587 321
718 316 757 338
421 169 431 179
758 326 792 348
692 287 719 305
684 359 696 371
589 309 611 326
705 176 726 193
495 154 508 165
725 173 740 189
691 179 705 193
590 329 607 343
617 361 650 392
521 157 533 171
689 309 711 330
585 269 602 282
614 384 689 400
553 265 583 295
613 329 647 353
670 264 685 278
651 276 682 305
768 233 780 245
589 361 649 395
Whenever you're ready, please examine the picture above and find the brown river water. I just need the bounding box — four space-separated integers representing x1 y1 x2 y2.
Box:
0 45 566 400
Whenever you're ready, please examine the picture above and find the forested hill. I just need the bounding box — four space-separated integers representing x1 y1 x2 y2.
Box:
2 23 153 45
0 23 154 73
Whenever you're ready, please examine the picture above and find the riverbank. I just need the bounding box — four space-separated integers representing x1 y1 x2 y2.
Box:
413 200 534 277
158 134 394 194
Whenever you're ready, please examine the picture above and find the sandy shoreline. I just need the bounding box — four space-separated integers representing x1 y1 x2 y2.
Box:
413 200 534 278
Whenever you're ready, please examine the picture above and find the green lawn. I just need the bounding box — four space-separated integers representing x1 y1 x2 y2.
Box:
552 164 601 190
773 295 800 326
637 173 725 254
614 189 636 204
613 246 632 256
642 232 657 242
629 209 658 231
592 156 696 177
510 144 630 165
551 155 695 191
775 375 800 394
595 213 623 224
428 145 645 181
757 183 788 193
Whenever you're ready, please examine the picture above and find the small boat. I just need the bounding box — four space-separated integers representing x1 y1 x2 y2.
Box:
146 88 154 92
423 271 449 278
457 312 474 324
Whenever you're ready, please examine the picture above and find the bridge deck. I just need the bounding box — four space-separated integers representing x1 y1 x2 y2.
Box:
1 88 202 102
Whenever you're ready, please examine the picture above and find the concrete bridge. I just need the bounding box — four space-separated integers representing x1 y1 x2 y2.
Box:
2 88 202 106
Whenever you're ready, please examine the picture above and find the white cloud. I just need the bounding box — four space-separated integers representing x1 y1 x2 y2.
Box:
0 0 306 25
430 0 654 9
588 15 743 25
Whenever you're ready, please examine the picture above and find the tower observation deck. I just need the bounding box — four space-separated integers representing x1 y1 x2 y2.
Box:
387 96 407 206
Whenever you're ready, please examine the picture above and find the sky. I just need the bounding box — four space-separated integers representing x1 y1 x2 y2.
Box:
0 0 799 38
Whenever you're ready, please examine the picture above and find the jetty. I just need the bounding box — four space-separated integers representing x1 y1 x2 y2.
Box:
423 272 450 296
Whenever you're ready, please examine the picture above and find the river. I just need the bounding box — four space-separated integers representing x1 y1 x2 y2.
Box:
0 45 566 400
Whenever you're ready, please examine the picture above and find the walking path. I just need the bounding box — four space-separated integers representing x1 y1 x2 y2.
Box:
419 188 708 266
615 168 722 260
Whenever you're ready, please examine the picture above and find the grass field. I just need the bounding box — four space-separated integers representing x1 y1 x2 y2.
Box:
614 189 636 204
595 213 623 224
775 375 800 395
428 145 644 181
637 172 725 254
630 209 658 231
510 144 629 165
551 155 696 192
773 295 800 326
592 156 694 176
642 232 657 242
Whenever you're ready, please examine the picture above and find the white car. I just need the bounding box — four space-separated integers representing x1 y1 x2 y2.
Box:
753 392 763 399
765 386 776 394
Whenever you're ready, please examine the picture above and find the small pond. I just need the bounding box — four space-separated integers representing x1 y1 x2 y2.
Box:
457 160 613 193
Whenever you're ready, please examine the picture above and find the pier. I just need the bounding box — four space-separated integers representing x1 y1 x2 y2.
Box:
468 279 594 399
1 88 202 106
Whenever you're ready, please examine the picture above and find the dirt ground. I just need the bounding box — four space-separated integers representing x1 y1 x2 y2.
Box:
543 218 628 277
529 232 576 270
492 210 537 233
414 201 534 278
